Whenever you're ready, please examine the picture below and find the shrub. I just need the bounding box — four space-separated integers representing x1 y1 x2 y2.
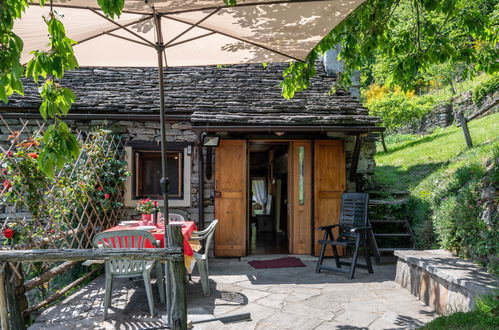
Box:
421 293 499 329
409 141 499 273
366 91 435 131
472 73 499 104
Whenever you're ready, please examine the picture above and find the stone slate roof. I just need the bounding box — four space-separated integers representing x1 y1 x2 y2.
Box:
2 63 379 127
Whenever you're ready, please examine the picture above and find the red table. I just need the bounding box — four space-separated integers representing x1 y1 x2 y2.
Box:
105 221 198 257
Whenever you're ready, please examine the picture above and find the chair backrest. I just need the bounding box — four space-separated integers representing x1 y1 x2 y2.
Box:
339 193 369 228
168 213 185 222
93 230 158 275
193 219 218 256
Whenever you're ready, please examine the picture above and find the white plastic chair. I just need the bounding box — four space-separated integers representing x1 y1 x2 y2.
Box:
93 230 165 319
168 213 186 222
190 219 218 296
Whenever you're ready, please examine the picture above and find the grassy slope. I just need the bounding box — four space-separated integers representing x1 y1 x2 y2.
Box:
374 112 499 193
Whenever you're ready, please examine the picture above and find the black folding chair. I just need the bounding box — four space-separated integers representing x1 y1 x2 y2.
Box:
315 192 374 279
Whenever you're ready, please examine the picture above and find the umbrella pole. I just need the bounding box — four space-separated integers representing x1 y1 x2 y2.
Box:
154 13 172 326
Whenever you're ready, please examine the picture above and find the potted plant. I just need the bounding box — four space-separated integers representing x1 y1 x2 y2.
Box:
136 198 154 222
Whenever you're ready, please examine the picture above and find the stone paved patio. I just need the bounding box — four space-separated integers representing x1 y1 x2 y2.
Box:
29 255 436 329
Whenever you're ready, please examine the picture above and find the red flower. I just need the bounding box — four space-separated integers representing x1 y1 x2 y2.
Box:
141 198 151 204
153 201 158 207
104 193 110 199
6 151 13 157
2 181 11 190
8 131 20 140
28 152 38 159
1 168 7 175
3 228 14 239
97 186 103 191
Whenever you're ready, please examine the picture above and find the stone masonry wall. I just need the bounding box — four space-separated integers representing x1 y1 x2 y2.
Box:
399 90 498 135
0 118 201 223
1 117 378 230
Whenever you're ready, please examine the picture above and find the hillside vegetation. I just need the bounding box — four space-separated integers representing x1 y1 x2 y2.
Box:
374 112 499 273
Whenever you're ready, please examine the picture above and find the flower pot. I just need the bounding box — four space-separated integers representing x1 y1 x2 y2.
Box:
141 214 152 222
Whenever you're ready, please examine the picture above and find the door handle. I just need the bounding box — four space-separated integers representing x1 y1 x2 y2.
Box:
214 190 222 198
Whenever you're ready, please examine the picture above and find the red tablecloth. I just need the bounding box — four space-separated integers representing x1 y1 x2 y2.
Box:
105 221 197 257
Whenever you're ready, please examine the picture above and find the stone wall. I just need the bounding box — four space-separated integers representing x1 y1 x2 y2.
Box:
399 90 498 135
395 250 497 315
1 117 378 230
0 118 201 222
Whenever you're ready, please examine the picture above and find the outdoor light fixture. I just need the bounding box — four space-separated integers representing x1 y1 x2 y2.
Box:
202 134 221 147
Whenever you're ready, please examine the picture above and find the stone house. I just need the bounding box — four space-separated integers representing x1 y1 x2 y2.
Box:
0 62 382 257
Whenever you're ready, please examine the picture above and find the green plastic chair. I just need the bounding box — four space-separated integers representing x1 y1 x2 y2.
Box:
190 219 218 296
93 230 165 319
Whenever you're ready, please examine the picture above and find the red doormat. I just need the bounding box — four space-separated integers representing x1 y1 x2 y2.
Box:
248 257 306 269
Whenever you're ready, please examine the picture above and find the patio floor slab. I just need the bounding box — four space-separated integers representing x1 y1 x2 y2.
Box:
29 256 436 329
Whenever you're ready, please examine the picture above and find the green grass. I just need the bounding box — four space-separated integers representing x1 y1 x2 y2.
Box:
427 73 492 104
421 293 499 330
420 311 498 330
374 112 499 192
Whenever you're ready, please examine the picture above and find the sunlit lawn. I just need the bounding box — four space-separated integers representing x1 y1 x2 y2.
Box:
374 112 499 192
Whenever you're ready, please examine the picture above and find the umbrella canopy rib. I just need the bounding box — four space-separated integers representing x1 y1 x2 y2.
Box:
89 9 156 47
164 8 220 47
166 32 216 49
106 32 155 48
158 0 335 15
76 14 153 45
163 14 304 62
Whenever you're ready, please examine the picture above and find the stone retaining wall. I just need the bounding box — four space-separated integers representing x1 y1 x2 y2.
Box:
397 90 498 135
395 250 498 315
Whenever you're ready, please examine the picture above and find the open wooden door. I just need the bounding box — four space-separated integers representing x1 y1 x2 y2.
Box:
288 141 312 255
214 140 247 256
314 140 346 256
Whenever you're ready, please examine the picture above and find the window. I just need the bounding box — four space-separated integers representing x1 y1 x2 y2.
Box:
124 144 192 208
134 151 183 199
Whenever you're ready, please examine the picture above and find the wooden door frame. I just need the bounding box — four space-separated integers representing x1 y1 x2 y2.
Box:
247 139 292 255
216 138 345 257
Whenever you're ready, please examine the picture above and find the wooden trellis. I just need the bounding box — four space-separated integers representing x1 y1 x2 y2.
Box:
0 116 128 325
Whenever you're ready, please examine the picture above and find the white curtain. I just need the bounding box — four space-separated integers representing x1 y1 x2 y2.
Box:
253 180 267 209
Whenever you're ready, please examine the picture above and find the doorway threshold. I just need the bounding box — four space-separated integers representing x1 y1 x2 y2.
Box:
241 254 317 262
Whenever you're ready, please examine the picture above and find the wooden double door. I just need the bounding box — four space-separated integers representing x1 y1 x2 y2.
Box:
214 139 345 257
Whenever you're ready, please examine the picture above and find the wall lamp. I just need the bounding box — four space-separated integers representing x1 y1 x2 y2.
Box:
201 134 220 181
202 134 221 147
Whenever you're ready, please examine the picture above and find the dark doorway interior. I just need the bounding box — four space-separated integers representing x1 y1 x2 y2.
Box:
249 142 289 255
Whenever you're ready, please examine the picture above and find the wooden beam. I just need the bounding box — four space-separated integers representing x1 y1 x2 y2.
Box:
349 134 364 182
0 270 9 330
0 248 183 263
22 266 102 316
380 132 388 153
457 111 473 148
166 225 187 330
4 264 25 330
24 260 80 292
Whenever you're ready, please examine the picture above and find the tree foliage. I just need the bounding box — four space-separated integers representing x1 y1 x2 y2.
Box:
1 0 498 173
363 85 435 131
0 0 124 177
281 0 499 98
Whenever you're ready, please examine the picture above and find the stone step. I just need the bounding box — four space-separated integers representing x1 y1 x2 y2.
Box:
378 248 413 252
370 220 407 224
369 198 408 206
374 233 412 238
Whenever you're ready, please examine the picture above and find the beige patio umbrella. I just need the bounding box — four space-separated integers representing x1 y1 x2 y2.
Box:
14 0 364 323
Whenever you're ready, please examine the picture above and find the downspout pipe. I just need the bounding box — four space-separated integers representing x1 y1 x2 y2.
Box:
197 134 204 230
